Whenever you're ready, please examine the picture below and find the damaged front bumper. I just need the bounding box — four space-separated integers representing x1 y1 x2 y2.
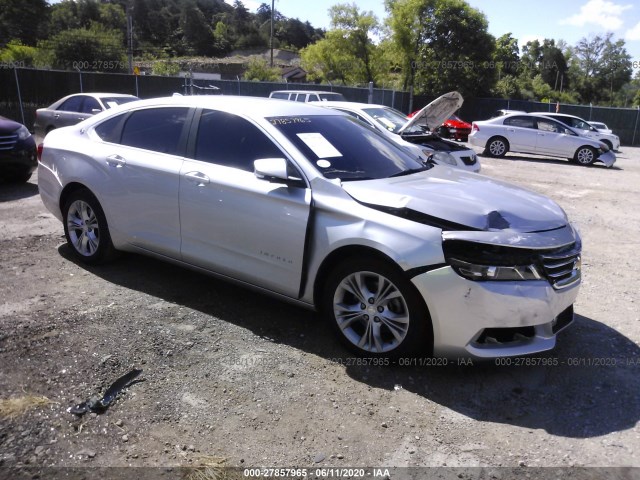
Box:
411 266 579 359
597 150 616 168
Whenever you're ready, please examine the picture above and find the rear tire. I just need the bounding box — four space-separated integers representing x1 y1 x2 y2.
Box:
321 257 433 359
484 137 509 157
62 189 117 264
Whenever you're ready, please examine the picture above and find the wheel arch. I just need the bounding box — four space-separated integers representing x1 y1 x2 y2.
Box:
315 245 435 357
313 245 399 308
59 182 96 212
487 135 510 149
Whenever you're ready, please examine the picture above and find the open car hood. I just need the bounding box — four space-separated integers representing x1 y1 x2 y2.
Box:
342 168 568 234
398 91 464 134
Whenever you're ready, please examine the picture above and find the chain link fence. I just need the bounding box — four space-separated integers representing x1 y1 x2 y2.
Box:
2 67 639 146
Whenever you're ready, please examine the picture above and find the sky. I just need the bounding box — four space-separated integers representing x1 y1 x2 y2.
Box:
232 0 640 62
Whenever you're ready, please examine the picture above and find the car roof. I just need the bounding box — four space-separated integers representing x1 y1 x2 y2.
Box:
270 90 343 95
67 92 138 98
89 95 346 119
312 101 388 110
531 112 583 120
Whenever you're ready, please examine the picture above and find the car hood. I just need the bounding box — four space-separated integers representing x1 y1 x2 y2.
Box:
342 168 568 232
398 91 464 134
0 115 23 133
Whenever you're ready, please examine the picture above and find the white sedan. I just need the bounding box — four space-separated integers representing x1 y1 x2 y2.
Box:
469 113 616 167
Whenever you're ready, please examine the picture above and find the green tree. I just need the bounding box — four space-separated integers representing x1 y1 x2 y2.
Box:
180 1 215 56
493 33 520 78
0 0 49 46
243 57 281 81
386 0 495 96
301 3 379 85
570 33 631 104
44 24 126 71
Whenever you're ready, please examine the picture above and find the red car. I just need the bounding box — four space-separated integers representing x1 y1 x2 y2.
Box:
408 111 472 141
437 114 472 141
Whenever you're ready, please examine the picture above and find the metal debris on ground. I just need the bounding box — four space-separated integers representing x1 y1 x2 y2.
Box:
68 368 143 416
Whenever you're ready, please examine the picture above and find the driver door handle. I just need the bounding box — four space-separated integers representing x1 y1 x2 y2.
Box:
184 171 210 186
106 154 126 167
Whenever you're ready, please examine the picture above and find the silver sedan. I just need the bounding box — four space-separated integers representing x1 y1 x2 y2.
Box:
469 113 616 167
38 96 581 359
33 92 139 140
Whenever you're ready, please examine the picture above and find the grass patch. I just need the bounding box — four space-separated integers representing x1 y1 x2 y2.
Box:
187 457 244 480
0 395 51 418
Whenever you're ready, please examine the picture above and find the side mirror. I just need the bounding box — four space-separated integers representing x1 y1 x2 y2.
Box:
254 158 305 187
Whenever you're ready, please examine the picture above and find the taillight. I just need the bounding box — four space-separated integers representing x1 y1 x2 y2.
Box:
37 143 43 162
472 123 479 132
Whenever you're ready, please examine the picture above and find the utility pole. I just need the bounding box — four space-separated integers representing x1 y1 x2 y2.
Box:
127 1 134 74
270 0 274 67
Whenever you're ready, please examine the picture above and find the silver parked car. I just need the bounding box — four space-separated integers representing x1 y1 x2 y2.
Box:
315 92 480 172
38 96 581 359
469 113 616 167
589 121 613 135
34 93 139 139
531 112 620 151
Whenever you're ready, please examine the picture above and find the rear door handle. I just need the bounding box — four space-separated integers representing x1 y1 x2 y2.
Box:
507 128 515 132
184 171 210 186
106 154 126 167
54 114 61 119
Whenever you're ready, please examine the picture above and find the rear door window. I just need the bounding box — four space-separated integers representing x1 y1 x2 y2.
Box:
504 116 535 129
120 107 189 155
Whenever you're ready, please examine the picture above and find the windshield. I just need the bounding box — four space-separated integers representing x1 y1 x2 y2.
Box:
100 97 139 109
362 107 423 135
318 93 345 101
267 115 427 181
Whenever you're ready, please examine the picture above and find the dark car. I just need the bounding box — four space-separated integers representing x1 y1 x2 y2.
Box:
34 93 139 140
0 115 37 183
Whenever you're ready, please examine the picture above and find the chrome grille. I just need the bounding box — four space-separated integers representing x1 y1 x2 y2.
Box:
539 244 581 289
0 133 18 151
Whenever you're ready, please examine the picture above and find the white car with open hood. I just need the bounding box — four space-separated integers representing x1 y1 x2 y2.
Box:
469 113 616 167
38 96 580 360
312 91 480 172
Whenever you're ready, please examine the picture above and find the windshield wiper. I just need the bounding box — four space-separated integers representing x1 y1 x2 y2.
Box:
389 165 431 178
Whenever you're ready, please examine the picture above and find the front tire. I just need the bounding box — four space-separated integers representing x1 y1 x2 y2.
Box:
574 146 596 166
484 137 509 157
62 189 117 264
322 257 432 358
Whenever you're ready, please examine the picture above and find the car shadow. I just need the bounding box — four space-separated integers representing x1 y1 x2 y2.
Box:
58 245 640 439
484 154 622 170
0 181 38 202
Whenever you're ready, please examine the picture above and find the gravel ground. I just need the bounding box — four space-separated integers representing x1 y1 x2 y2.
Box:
0 145 639 478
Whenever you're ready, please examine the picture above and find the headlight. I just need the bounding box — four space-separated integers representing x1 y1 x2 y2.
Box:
16 125 31 140
431 151 457 166
449 258 542 281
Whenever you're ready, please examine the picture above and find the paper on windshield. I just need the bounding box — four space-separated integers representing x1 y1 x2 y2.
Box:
296 133 342 158
377 117 396 130
106 101 119 109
